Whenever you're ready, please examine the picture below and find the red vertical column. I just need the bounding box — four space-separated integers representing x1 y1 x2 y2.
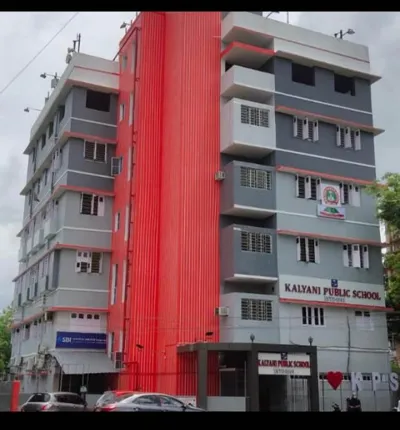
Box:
156 12 221 395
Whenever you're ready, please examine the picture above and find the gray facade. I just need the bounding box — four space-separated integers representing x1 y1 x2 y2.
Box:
220 12 389 410
11 53 118 393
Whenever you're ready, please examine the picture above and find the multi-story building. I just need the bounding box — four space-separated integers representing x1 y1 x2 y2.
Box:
10 11 390 411
10 53 119 393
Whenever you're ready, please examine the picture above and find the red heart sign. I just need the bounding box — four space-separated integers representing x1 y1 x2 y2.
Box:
326 371 343 390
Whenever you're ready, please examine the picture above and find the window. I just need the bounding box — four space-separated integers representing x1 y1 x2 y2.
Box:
241 299 272 321
339 183 361 206
291 63 315 86
240 167 272 190
129 92 134 125
134 396 159 406
296 237 320 263
302 307 325 326
41 134 46 149
111 264 118 305
58 105 65 122
48 121 54 138
84 141 107 162
80 193 105 216
293 117 319 142
240 231 272 254
124 204 130 242
119 103 125 122
121 54 128 70
114 212 120 232
86 90 111 112
240 104 269 128
355 310 373 330
334 73 355 96
159 396 184 408
75 251 103 274
336 126 361 150
43 168 48 186
53 148 62 171
111 157 122 176
342 244 369 269
296 175 320 200
41 256 49 278
28 393 50 403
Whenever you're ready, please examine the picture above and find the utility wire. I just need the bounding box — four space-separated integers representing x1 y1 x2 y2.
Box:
0 12 80 97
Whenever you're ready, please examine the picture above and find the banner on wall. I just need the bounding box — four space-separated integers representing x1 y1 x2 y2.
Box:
56 331 107 350
258 352 311 376
318 183 345 220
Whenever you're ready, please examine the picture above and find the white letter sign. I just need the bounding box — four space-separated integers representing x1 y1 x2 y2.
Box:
390 373 399 392
372 372 381 391
351 372 363 391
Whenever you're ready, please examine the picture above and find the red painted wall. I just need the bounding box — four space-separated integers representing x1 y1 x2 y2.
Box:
110 12 221 395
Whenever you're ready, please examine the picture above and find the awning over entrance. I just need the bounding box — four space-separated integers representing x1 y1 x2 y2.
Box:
52 351 118 375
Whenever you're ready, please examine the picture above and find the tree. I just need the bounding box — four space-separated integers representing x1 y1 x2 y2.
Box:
0 306 12 373
367 173 400 308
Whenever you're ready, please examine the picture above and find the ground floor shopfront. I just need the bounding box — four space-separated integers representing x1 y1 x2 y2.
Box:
177 342 319 412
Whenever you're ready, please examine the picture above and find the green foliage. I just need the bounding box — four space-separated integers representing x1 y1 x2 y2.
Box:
366 173 400 309
0 306 12 373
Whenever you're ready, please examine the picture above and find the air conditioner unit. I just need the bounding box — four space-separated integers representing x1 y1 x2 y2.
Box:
215 306 230 317
214 171 226 181
114 351 123 370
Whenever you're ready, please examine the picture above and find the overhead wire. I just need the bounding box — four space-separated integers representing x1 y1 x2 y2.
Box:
0 12 80 97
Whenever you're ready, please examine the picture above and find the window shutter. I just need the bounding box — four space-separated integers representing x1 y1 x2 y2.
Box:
350 186 361 207
98 196 105 216
344 127 352 148
336 126 342 147
293 116 298 137
295 175 300 197
296 237 301 261
314 240 320 263
124 205 130 242
342 245 349 267
352 244 361 268
354 129 361 151
302 118 309 140
316 178 321 200
339 183 345 204
305 238 310 262
362 245 369 269
313 120 319 142
305 176 312 199
79 194 85 214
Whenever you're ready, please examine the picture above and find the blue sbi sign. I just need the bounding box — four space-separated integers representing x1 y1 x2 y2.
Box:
56 332 107 350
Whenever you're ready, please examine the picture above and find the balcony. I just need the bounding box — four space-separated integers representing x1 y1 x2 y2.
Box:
43 218 57 240
221 98 276 157
221 161 275 219
26 236 33 255
219 293 279 343
221 65 275 105
220 224 278 282
31 229 42 253
221 12 379 83
18 243 28 263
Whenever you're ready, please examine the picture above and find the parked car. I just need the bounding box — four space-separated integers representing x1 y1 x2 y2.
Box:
20 392 88 412
93 390 137 411
97 393 205 412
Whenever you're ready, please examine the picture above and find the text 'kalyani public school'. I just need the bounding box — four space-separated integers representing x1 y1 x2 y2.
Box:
284 283 381 300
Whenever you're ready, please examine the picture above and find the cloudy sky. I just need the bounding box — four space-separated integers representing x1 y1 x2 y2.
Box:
0 12 397 310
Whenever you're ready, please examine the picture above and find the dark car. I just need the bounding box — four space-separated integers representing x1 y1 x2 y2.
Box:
98 393 205 412
20 392 88 412
94 390 137 411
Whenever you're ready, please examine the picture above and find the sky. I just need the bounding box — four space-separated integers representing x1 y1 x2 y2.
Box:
0 11 397 310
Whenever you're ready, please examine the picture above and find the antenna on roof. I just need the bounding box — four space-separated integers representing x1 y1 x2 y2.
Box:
65 33 81 64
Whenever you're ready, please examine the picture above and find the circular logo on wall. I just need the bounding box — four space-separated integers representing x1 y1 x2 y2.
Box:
322 186 339 206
